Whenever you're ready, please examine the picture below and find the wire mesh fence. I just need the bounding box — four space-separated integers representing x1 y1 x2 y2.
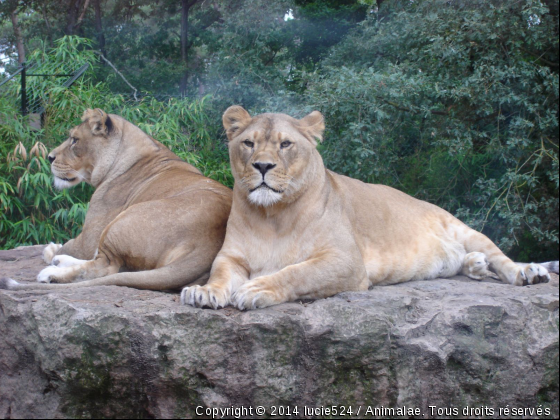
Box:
0 61 92 119
1 60 189 130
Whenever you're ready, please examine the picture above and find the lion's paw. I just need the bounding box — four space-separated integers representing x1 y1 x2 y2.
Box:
231 280 284 310
37 266 58 283
43 243 63 264
462 252 498 280
37 266 71 284
52 254 87 268
516 263 550 286
180 284 230 309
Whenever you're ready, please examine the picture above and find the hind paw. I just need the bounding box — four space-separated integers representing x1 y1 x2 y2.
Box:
517 264 550 286
462 252 499 280
52 254 87 268
37 266 73 284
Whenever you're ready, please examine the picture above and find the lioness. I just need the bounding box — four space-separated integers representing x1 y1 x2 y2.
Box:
181 106 557 310
0 109 232 291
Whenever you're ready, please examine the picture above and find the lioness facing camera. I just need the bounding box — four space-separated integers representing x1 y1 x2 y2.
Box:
181 106 557 310
0 109 232 291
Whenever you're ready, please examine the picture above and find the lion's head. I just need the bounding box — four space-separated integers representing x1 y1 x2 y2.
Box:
223 106 325 207
48 108 117 190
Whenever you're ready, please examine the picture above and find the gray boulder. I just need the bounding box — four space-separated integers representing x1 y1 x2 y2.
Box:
0 246 558 419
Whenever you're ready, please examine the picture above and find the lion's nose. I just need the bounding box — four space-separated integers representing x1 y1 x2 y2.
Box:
48 155 55 164
253 162 276 176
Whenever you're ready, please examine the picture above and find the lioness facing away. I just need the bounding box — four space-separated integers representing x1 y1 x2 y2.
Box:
181 106 558 310
0 109 232 291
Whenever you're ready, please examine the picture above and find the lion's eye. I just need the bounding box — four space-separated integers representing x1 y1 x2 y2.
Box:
280 140 292 149
243 140 254 148
71 137 78 145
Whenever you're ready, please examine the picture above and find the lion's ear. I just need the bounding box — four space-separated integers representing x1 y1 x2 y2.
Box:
299 111 325 145
82 108 112 137
223 106 252 141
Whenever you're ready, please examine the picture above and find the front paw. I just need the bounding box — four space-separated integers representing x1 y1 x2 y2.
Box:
43 243 62 264
516 263 551 286
231 279 285 310
180 284 231 309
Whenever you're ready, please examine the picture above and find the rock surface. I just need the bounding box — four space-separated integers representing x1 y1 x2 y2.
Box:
0 246 558 419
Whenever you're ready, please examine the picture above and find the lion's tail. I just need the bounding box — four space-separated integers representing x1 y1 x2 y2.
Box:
0 264 208 292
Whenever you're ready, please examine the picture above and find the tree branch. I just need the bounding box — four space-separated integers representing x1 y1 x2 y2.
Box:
94 51 138 100
518 45 559 67
75 0 91 29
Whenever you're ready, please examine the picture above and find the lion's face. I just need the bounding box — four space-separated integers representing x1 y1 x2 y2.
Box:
223 106 325 207
48 109 114 190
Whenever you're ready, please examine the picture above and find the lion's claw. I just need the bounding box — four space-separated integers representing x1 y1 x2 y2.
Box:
231 279 283 310
180 284 230 309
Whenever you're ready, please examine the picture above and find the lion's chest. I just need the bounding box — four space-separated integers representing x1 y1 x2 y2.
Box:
241 229 314 279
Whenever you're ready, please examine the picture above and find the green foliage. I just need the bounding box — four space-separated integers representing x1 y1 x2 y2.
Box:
308 0 558 260
0 37 231 249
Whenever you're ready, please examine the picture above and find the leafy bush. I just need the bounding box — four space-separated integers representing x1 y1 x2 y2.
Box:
306 0 558 260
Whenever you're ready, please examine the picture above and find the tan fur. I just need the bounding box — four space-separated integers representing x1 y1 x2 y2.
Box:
182 107 552 310
5 109 232 291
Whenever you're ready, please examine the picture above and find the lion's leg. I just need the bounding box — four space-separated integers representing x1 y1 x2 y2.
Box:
51 254 90 267
181 254 248 309
230 254 367 310
462 229 550 285
37 253 119 284
43 243 62 264
37 264 85 284
50 248 97 268
43 233 99 265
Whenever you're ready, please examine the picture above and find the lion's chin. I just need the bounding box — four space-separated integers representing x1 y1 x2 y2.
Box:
248 186 283 207
53 176 80 190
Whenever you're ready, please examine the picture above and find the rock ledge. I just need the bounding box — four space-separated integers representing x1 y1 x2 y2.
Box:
1 246 558 418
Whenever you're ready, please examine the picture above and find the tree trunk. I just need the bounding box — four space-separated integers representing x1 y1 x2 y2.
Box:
10 10 26 64
65 0 80 35
179 0 198 95
93 0 106 55
42 3 53 43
